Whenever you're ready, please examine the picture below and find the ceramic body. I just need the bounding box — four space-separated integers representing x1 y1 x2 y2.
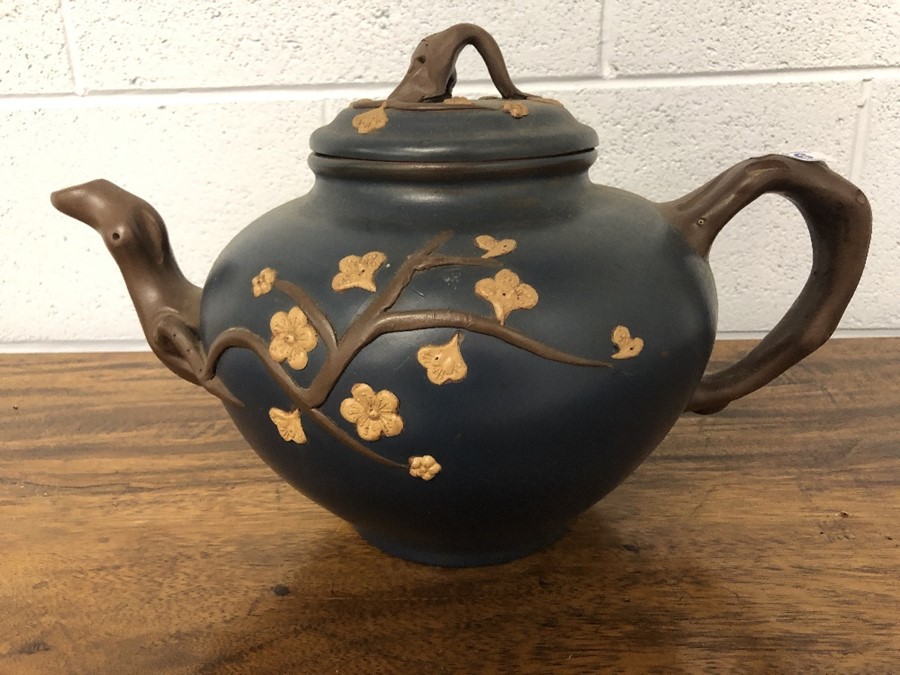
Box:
199 152 716 566
50 24 870 568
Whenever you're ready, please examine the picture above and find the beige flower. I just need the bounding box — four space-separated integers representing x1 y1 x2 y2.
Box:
252 267 277 297
611 325 644 360
268 307 318 370
501 101 529 118
474 269 539 325
352 102 388 134
332 251 387 292
475 234 517 258
340 383 404 441
269 407 307 444
417 333 467 385
408 455 442 481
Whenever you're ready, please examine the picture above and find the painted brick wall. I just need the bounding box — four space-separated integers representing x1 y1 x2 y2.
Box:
2 1 898 348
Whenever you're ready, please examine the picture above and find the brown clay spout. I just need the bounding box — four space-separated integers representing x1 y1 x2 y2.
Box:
51 179 241 406
51 179 127 230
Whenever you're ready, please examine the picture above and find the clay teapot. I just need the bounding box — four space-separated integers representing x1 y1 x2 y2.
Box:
51 24 871 566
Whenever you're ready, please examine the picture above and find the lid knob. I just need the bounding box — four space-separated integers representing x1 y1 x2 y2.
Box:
388 23 532 104
308 24 598 162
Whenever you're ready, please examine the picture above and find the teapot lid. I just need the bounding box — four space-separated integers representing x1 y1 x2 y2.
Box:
309 24 598 162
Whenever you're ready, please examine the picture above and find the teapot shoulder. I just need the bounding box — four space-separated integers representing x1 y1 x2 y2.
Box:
199 185 717 349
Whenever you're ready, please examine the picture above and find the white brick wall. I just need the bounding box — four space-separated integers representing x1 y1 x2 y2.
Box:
1 1 897 348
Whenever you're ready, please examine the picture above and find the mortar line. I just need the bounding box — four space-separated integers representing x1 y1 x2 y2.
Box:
598 0 613 79
849 79 874 182
593 64 900 85
58 0 85 95
3 65 900 111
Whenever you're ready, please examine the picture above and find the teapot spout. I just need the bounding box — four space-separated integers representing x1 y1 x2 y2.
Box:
51 179 241 406
51 180 111 228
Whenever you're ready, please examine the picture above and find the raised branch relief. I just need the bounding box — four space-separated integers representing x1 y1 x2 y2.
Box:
202 231 632 479
202 328 407 471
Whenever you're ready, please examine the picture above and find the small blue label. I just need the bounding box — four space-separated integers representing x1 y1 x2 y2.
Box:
787 151 826 163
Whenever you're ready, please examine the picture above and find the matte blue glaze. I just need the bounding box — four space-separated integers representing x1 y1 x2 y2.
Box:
310 100 599 162
200 150 717 566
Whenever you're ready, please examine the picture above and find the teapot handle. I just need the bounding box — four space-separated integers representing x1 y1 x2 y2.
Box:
657 154 872 414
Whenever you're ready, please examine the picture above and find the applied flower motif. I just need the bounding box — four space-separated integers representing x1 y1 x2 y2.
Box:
408 455 442 481
252 267 277 297
611 325 644 359
340 383 404 441
352 102 388 134
269 307 319 370
332 251 387 292
475 234 517 258
417 332 467 385
501 101 529 118
475 269 539 325
202 229 618 477
269 407 308 444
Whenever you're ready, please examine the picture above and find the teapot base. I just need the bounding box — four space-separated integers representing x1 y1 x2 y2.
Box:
354 525 567 567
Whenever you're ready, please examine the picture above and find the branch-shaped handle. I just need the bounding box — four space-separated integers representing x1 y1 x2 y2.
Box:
658 154 872 414
388 23 531 103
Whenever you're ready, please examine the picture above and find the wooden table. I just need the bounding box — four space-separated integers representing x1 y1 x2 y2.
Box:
1 340 898 673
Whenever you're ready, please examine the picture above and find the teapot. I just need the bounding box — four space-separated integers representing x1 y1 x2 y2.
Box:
50 24 871 567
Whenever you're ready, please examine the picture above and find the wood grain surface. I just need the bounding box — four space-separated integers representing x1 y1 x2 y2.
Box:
1 340 898 674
